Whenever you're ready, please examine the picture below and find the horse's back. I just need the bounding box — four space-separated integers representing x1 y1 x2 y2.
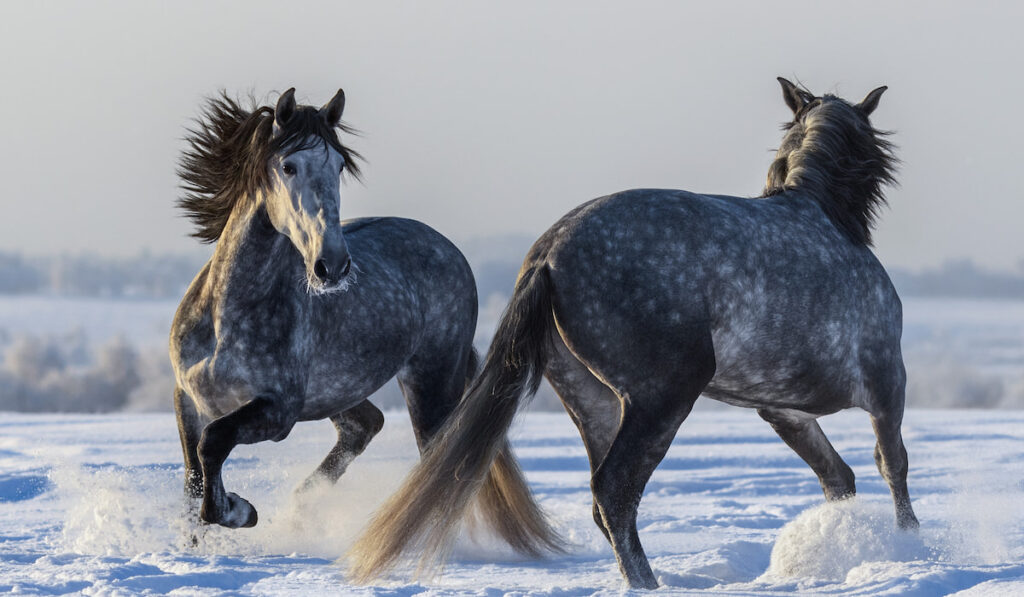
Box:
536 189 903 412
339 216 478 322
343 217 472 274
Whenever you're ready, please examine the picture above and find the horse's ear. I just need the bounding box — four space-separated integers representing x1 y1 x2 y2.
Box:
274 88 297 131
856 86 887 116
777 77 808 115
320 89 346 128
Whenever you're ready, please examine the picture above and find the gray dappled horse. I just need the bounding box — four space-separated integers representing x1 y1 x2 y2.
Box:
349 79 918 589
170 89 538 538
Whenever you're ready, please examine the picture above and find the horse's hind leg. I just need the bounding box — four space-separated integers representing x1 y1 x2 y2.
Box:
198 395 298 528
757 408 856 500
592 382 710 588
871 412 919 529
545 333 621 541
583 329 716 589
174 386 203 500
298 400 385 492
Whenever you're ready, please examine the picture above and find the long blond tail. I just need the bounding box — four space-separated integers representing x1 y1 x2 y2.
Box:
347 265 564 581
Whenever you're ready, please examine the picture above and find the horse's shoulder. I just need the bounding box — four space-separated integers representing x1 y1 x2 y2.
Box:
343 217 467 269
170 261 217 355
173 262 214 325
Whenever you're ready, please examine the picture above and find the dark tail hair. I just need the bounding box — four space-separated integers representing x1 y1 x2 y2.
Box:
347 265 564 581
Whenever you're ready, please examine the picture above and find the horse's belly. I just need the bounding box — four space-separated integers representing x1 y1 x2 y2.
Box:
298 354 406 420
299 379 382 421
706 326 866 412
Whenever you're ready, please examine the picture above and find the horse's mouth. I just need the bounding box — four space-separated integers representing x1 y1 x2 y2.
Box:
305 271 356 296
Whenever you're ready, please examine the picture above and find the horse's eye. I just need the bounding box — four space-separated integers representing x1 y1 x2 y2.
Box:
282 163 297 176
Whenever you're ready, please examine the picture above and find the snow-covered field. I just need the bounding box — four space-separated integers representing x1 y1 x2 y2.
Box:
2 409 1023 595
1 295 1023 593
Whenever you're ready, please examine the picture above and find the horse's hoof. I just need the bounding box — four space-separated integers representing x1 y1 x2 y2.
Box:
241 504 258 528
224 492 258 528
200 492 259 528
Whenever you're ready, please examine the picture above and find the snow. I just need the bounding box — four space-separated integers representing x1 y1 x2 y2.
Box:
2 409 1023 595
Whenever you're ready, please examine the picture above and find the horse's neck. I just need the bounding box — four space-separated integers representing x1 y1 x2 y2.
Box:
207 201 300 304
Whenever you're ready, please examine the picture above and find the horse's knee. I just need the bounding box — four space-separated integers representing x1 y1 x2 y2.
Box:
362 404 385 436
333 402 384 446
198 421 234 464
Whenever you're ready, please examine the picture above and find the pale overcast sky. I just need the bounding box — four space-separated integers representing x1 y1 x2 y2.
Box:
0 1 1021 271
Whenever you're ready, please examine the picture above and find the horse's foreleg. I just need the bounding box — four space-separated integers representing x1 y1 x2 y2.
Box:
871 413 919 530
758 408 856 501
298 400 384 492
198 395 297 528
174 386 203 500
396 351 469 454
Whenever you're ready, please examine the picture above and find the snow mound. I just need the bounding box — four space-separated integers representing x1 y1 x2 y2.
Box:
767 498 929 581
658 540 772 588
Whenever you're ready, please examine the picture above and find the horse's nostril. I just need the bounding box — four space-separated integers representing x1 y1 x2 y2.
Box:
340 258 351 277
314 260 328 280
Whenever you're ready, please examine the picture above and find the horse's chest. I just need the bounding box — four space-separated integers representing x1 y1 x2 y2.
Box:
181 342 304 417
175 307 308 416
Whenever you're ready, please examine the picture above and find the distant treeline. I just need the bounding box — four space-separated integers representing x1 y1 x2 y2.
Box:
1 250 1024 301
888 260 1024 300
0 252 207 299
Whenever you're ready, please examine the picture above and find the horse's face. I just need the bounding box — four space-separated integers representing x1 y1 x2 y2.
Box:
265 89 353 294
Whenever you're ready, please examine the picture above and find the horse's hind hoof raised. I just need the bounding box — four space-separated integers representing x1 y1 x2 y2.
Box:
201 492 259 528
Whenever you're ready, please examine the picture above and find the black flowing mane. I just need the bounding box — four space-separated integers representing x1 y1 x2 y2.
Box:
763 94 896 246
177 93 362 243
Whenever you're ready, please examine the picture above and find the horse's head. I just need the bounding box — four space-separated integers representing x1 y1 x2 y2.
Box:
767 78 888 191
264 88 357 294
764 78 895 245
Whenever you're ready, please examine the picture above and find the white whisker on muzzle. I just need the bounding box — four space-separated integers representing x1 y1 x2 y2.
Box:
304 261 358 296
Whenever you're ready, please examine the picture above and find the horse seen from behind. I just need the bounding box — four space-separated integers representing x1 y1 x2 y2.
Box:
349 78 917 589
